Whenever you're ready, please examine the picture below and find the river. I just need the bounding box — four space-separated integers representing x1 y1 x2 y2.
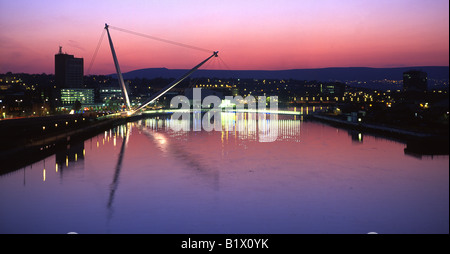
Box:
0 112 448 234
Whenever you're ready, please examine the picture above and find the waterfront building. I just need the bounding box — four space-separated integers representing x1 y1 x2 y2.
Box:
60 88 94 110
99 87 123 102
55 47 85 110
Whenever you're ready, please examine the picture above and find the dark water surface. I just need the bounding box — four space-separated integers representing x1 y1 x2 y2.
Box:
1 113 448 234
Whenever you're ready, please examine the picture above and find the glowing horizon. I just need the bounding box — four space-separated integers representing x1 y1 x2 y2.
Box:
0 0 448 75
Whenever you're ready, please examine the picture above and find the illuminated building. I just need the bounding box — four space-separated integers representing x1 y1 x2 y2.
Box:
320 82 345 97
60 88 94 108
99 87 123 102
54 47 86 110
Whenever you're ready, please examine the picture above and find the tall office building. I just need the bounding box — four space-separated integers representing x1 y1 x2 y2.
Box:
55 47 94 110
55 46 84 88
403 70 428 93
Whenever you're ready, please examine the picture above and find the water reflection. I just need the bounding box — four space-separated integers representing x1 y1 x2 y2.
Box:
166 111 301 143
137 120 220 190
55 142 85 173
107 124 130 211
349 130 364 143
5 110 447 184
0 109 448 234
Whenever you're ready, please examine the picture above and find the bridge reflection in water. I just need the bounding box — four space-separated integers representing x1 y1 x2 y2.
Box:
1 109 448 234
105 111 302 217
11 110 310 187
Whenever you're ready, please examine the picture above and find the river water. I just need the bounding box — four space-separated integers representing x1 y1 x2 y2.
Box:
0 112 448 234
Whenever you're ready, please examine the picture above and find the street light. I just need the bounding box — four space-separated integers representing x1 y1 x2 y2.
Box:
15 99 23 108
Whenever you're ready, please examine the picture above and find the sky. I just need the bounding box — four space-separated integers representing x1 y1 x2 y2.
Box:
0 0 449 74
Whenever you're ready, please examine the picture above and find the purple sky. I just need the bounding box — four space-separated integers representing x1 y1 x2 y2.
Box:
0 0 449 74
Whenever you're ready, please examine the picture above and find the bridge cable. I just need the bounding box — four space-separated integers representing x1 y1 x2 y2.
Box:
217 55 237 87
188 53 216 90
217 56 232 72
86 29 106 75
108 25 213 54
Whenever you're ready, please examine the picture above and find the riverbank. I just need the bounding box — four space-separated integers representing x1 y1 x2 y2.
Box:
1 110 447 174
0 114 146 174
309 113 449 155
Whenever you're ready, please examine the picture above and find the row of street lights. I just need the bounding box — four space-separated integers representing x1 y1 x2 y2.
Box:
42 118 87 131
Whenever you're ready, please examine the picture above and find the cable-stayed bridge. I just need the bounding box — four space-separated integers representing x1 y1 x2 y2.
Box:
91 24 304 118
98 24 219 116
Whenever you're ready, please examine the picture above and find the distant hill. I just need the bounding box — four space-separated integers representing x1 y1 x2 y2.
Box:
116 66 449 82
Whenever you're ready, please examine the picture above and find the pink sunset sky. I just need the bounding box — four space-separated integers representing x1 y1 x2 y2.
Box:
0 0 449 75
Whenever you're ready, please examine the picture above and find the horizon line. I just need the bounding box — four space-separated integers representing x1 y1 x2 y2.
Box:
2 65 449 76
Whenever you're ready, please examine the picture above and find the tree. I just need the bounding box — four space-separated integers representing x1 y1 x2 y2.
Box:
73 100 82 112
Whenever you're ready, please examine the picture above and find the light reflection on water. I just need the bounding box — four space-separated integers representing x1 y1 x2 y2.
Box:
0 112 448 234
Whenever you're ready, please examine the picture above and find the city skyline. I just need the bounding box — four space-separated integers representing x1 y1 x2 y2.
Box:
0 0 449 75
1 1 449 237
